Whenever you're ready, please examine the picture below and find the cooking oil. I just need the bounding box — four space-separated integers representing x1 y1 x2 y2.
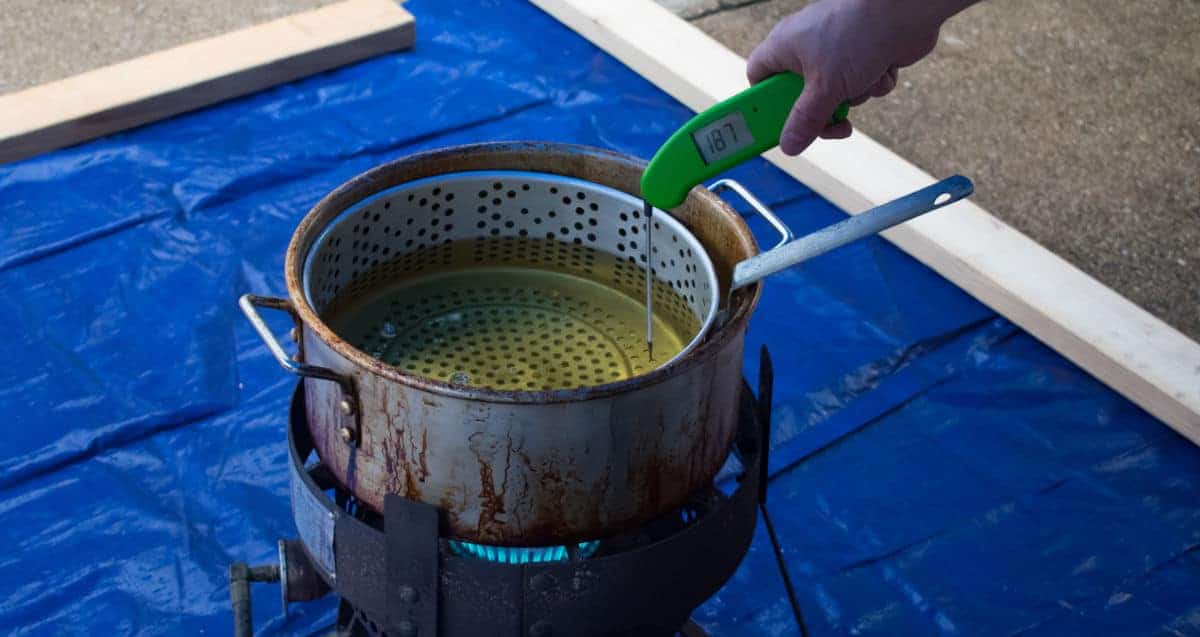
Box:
324 239 699 390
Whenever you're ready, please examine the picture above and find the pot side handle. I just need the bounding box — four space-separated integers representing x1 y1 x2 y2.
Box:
238 294 359 418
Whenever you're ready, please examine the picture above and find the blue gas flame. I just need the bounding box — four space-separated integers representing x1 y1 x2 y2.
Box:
448 540 601 564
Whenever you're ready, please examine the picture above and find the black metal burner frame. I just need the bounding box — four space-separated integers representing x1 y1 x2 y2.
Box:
232 348 795 637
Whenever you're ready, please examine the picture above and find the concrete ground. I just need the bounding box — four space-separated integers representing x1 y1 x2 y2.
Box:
669 0 1200 340
0 1 338 94
2 1 1196 340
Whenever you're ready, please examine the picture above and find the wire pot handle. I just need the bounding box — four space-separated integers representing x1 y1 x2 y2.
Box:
729 175 974 291
238 294 360 423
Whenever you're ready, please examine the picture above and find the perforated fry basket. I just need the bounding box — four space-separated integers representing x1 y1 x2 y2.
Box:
302 170 718 390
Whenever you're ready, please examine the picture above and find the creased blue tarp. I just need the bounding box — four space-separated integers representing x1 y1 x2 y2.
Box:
1 1 1197 635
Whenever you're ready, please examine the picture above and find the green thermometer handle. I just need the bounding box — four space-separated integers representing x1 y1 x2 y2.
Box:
641 72 849 209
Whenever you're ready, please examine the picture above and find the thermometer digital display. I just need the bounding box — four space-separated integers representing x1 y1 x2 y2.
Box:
691 112 755 165
641 73 848 209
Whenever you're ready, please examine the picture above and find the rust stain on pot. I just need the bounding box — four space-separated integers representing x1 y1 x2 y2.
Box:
417 429 429 483
469 430 515 538
508 444 536 532
475 459 501 537
533 457 567 536
381 416 419 501
402 454 419 500
381 427 397 478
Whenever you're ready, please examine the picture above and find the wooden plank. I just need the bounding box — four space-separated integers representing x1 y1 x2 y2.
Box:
0 0 414 164
532 0 1200 444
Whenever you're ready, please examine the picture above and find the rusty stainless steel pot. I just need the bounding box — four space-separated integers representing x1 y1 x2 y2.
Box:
241 142 775 545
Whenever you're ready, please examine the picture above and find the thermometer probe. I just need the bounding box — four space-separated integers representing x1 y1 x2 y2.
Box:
639 72 849 359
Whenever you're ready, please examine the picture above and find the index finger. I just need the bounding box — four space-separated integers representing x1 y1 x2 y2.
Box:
747 39 790 84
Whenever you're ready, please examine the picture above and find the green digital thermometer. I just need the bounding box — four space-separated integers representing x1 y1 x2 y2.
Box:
638 72 848 359
640 72 849 209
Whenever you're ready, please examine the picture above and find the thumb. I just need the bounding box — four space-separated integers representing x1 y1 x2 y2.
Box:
779 81 842 155
746 39 788 85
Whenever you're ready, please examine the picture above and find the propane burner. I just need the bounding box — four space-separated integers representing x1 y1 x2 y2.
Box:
229 350 784 637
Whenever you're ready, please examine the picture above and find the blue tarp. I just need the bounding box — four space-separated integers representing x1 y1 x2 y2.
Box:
2 1 1197 635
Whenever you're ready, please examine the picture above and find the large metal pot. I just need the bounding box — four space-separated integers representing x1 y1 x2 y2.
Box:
242 142 765 545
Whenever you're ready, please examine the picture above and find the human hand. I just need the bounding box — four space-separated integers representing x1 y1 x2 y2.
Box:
748 0 972 155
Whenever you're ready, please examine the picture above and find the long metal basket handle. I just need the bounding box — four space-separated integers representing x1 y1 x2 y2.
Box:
238 294 359 422
729 175 973 290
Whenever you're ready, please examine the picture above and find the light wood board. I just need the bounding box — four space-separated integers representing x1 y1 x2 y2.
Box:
532 0 1200 444
0 0 415 164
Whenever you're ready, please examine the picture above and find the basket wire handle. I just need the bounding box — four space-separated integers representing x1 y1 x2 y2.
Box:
708 178 795 250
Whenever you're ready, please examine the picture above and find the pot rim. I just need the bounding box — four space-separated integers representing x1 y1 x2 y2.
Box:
284 141 761 404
